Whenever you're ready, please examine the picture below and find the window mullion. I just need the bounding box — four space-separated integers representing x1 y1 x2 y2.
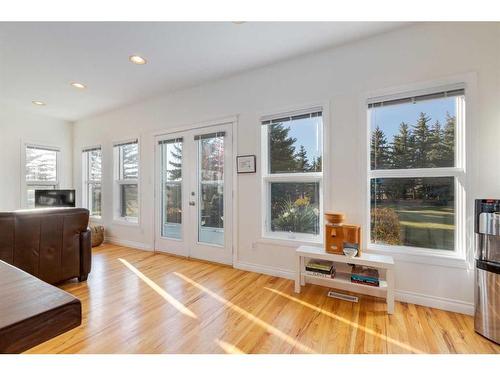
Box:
264 174 322 183
370 167 463 179
27 180 58 186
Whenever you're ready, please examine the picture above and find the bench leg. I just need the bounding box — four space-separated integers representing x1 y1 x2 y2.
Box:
294 255 301 293
300 256 305 286
78 274 88 282
386 269 395 314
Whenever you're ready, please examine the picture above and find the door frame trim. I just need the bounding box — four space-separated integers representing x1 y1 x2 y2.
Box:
152 115 239 266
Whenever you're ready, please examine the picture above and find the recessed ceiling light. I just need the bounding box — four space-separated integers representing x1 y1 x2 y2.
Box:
71 82 86 89
32 100 46 106
129 55 147 65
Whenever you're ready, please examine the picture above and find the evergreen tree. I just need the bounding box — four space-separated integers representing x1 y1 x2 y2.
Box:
199 137 224 228
387 122 414 200
391 122 413 169
269 123 298 173
442 112 455 167
370 126 390 169
412 112 432 168
168 142 182 180
309 156 322 172
295 145 310 171
89 149 102 180
121 143 139 178
428 120 444 167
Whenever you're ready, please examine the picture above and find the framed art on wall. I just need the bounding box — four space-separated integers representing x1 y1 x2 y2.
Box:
237 155 256 174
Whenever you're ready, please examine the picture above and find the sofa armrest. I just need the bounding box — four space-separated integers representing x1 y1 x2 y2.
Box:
79 228 92 281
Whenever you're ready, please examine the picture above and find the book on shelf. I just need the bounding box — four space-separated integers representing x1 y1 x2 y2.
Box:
305 266 333 274
351 265 379 279
351 265 380 286
351 274 379 283
305 270 336 279
305 259 336 278
351 278 380 287
306 259 334 271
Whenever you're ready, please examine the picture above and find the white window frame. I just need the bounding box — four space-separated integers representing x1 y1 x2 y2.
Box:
260 106 325 243
22 142 60 208
113 139 140 225
82 146 102 219
365 83 467 262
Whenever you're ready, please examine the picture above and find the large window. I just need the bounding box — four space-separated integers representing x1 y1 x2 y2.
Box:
261 108 323 241
82 146 102 217
25 144 59 208
368 86 465 253
114 140 139 222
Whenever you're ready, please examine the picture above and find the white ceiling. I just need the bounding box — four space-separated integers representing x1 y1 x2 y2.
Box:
0 22 409 122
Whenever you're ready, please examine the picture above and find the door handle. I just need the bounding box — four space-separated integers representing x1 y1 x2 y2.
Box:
189 201 196 206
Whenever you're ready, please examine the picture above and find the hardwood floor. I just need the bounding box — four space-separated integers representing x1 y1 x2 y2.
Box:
26 244 500 354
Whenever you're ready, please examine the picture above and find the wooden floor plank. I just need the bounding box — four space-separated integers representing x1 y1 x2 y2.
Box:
25 244 499 354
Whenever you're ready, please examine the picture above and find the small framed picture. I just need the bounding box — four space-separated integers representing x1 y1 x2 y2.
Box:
237 155 256 174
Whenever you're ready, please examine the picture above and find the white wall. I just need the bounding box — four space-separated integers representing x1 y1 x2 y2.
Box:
0 104 73 211
73 22 500 314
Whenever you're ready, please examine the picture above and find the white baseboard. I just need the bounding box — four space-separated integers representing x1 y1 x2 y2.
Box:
235 260 474 315
105 236 154 251
395 290 474 316
234 261 295 280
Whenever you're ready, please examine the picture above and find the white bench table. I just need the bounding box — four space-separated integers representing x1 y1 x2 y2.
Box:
295 245 395 314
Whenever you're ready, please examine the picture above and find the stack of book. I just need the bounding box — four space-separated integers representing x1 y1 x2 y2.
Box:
351 265 379 287
305 259 335 278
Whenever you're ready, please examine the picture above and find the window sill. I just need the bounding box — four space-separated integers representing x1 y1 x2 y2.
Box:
90 216 103 223
112 218 139 227
365 244 470 269
258 236 322 249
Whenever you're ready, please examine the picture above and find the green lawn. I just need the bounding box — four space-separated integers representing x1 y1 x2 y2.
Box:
375 202 455 250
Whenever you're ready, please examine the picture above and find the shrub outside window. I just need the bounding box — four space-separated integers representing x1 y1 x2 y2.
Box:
261 108 323 241
368 86 465 253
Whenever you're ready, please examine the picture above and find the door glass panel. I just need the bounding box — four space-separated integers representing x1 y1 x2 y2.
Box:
160 139 183 239
198 135 224 246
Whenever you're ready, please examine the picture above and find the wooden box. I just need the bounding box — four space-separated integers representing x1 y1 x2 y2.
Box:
324 224 362 256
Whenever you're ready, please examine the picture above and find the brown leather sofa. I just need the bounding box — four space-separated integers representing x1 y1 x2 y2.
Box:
0 208 91 284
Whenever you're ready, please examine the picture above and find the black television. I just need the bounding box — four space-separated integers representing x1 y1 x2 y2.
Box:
35 189 76 208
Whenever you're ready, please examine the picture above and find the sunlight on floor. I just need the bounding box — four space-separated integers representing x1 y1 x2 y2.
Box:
118 258 197 319
215 339 246 354
173 272 317 354
265 287 424 354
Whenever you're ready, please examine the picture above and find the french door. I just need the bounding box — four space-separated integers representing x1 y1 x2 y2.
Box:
154 122 233 265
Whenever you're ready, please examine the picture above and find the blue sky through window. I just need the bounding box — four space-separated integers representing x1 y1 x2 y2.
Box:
278 97 456 165
285 116 322 164
370 97 456 141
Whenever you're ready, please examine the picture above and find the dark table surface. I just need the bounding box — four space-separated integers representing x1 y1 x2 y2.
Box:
0 260 81 353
